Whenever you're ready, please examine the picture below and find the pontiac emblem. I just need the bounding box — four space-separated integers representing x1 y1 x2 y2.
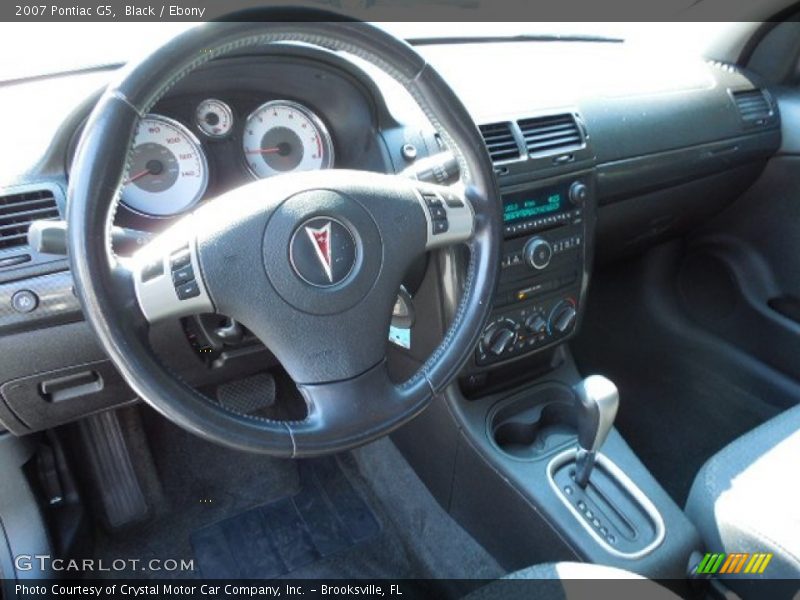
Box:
289 217 357 287
305 221 334 283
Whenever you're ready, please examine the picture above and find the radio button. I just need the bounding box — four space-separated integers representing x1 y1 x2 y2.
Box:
569 181 589 206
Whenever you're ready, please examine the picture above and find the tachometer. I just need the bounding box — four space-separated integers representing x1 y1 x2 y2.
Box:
121 115 208 217
242 100 334 179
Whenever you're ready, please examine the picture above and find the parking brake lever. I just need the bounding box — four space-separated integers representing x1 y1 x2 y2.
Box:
574 375 619 488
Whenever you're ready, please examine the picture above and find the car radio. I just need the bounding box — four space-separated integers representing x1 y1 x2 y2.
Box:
472 174 595 369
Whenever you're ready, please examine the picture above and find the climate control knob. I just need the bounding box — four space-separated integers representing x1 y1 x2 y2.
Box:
524 313 547 334
523 237 553 270
481 321 518 356
550 301 578 334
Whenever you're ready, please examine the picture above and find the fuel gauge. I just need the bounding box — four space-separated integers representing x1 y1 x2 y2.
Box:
196 98 233 138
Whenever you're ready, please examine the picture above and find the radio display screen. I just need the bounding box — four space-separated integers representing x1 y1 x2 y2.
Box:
502 187 564 224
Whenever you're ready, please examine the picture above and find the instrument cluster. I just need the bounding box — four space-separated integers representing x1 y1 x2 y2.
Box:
119 97 336 219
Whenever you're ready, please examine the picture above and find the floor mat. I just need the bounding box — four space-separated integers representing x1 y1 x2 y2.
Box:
92 410 492 589
191 457 381 579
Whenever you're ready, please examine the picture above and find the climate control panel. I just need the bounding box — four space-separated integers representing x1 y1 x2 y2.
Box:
476 296 578 366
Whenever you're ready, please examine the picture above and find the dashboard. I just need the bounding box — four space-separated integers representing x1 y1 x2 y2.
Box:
0 36 785 434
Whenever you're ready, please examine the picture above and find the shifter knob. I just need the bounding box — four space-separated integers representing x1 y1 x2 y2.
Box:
573 375 619 487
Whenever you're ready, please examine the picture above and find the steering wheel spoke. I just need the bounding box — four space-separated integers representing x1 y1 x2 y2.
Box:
290 361 430 456
129 217 213 324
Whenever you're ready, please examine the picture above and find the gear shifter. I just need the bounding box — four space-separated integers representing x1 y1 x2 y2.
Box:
574 375 619 488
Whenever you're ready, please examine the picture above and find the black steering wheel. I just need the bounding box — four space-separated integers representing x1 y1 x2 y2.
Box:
67 16 501 456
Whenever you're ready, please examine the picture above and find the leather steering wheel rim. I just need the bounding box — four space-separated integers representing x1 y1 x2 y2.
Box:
67 13 501 457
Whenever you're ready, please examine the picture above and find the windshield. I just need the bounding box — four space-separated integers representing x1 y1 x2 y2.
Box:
0 21 735 82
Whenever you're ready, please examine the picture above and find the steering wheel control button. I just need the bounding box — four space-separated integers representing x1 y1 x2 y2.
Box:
141 259 164 283
442 191 465 208
176 280 200 300
429 205 447 220
170 248 191 270
11 289 38 313
432 219 450 234
172 264 195 286
289 217 356 287
421 192 451 236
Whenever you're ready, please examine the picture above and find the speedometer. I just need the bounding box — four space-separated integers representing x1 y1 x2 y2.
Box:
242 100 334 179
121 115 208 217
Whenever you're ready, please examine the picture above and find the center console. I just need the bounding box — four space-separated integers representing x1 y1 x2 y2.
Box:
392 117 702 583
462 172 595 392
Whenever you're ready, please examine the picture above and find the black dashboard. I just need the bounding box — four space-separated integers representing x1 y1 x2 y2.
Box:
0 36 784 434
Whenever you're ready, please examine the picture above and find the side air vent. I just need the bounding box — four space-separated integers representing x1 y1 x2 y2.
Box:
0 189 60 251
732 89 773 125
518 113 583 156
479 122 521 163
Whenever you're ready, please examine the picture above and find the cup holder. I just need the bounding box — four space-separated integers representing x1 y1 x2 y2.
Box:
489 383 577 460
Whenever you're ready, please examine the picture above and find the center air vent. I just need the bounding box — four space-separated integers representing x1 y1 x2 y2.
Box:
732 89 773 126
0 189 59 251
518 113 583 156
479 122 521 163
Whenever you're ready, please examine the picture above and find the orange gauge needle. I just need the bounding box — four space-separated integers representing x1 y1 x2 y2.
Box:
124 169 151 185
245 147 282 155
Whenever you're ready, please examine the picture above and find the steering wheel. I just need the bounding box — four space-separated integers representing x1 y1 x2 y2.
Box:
67 16 501 457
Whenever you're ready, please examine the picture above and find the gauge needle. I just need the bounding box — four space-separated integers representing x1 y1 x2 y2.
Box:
245 147 282 155
124 169 151 185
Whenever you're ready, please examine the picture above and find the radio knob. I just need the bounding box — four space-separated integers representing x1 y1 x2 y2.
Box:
550 301 578 334
569 181 588 206
523 237 553 270
524 313 548 334
482 323 517 356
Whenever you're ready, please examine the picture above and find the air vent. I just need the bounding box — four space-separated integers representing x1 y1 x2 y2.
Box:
0 189 59 251
479 122 520 163
732 89 773 125
518 113 583 156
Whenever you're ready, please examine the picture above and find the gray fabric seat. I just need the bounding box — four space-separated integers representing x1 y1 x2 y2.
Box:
686 403 800 596
464 562 680 600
